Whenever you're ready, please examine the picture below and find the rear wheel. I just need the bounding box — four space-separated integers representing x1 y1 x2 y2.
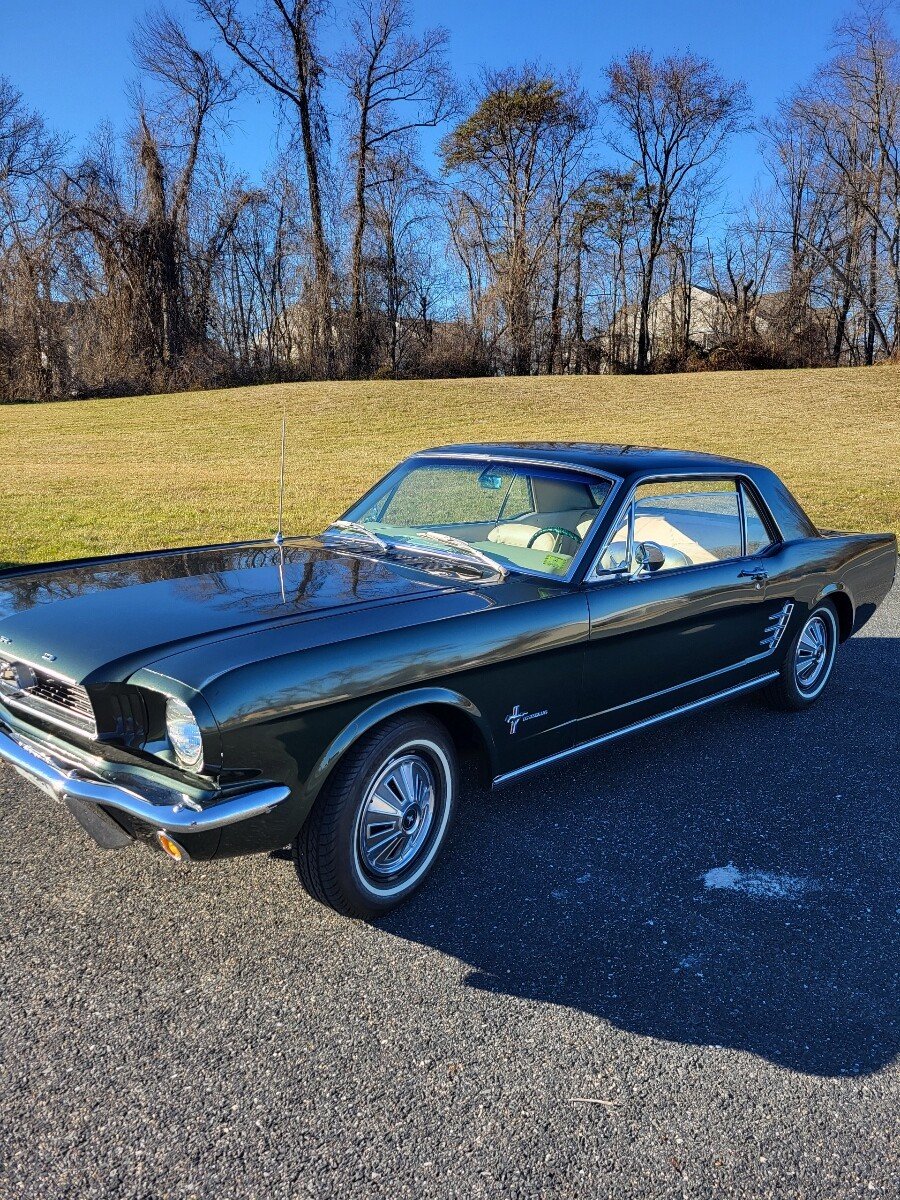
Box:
764 602 839 711
293 715 456 918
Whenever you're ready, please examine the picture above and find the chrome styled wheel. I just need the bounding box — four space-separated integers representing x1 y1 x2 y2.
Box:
793 608 837 698
357 752 437 878
351 736 453 899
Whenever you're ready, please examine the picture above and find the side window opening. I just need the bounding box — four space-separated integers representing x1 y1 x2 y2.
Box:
598 478 744 574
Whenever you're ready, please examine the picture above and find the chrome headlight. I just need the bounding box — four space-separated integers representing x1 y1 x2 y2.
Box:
165 697 204 770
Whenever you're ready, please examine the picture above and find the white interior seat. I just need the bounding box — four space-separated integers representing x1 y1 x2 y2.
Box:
632 514 718 565
487 508 598 556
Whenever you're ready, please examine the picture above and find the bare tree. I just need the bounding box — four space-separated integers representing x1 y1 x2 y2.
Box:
707 201 777 357
787 5 900 362
212 162 305 377
336 0 454 375
543 85 595 373
196 0 336 375
0 78 65 400
60 13 246 389
604 49 749 371
569 169 647 370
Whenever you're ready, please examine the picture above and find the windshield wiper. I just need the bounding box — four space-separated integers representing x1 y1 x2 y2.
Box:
325 520 391 554
397 530 507 578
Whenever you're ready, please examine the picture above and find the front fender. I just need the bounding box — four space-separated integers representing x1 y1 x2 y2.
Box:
302 686 495 810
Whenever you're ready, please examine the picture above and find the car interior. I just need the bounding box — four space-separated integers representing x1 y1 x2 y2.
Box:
469 475 603 572
353 462 774 578
597 490 772 573
474 483 765 576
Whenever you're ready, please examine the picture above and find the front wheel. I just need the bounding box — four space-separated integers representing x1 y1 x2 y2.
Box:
293 715 457 918
764 602 839 711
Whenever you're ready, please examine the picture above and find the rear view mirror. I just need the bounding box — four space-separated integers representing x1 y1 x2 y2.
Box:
479 472 504 491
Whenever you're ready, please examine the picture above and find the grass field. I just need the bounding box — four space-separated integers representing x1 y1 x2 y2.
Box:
1 367 897 567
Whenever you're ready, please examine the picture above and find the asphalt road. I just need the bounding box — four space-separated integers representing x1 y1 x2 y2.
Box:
2 581 899 1199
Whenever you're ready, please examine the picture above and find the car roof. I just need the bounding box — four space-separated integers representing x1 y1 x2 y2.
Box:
415 442 763 480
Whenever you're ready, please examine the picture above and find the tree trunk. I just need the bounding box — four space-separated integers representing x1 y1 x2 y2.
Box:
290 32 333 378
545 212 563 374
865 223 878 365
349 76 373 378
571 240 584 374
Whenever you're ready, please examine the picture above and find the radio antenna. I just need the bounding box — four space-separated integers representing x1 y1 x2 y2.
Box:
274 402 286 546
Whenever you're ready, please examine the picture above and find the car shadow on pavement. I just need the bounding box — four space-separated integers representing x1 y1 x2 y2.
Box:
382 632 900 1078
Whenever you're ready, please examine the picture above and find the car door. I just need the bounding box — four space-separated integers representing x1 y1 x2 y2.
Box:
576 476 781 743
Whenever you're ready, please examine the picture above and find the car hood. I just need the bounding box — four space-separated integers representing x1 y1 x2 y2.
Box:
0 538 481 684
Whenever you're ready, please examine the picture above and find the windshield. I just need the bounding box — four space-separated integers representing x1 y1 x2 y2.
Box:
334 457 615 578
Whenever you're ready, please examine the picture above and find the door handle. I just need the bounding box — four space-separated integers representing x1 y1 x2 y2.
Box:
739 567 768 588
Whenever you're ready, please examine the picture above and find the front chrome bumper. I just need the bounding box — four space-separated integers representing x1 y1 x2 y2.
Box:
0 724 290 834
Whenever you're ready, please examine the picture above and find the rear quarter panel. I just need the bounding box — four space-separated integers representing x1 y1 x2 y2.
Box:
760 530 896 649
817 531 897 633
751 460 895 640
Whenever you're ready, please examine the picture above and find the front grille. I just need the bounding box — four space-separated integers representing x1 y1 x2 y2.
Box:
28 675 95 719
0 656 97 737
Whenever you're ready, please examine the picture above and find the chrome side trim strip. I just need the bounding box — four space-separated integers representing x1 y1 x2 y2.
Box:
0 725 290 833
589 646 774 722
492 671 780 786
582 601 796 724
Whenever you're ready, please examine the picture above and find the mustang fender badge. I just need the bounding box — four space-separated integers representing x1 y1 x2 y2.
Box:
506 704 549 735
41 652 57 662
0 635 11 645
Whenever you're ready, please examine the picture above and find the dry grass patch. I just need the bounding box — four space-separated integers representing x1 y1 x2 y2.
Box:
0 367 897 566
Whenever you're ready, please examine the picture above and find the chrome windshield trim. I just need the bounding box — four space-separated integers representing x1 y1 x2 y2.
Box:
347 452 623 585
493 671 780 785
412 450 621 484
0 723 290 833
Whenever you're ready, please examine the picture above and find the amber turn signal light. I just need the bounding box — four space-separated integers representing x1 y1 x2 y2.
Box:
156 831 190 862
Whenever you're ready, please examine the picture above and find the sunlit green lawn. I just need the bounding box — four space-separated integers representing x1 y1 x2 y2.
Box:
1 367 897 567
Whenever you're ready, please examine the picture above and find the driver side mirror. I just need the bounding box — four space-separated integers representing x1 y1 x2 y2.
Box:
629 540 666 578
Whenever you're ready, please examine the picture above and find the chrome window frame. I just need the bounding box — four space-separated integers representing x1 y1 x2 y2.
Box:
345 452 623 584
738 478 779 555
586 471 784 583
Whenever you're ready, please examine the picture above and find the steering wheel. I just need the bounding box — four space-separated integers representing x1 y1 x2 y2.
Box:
527 526 583 551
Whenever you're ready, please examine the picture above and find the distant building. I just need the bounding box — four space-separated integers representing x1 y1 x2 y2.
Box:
597 285 831 367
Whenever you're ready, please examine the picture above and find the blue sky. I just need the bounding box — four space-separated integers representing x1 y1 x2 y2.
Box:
4 0 853 216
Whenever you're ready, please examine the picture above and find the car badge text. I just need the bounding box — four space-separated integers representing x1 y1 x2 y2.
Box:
505 704 549 735
41 652 57 662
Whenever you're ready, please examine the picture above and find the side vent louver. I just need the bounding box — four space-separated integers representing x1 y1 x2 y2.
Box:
761 602 794 652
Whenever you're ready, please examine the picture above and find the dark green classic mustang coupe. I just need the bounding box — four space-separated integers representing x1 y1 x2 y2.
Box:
1 443 896 916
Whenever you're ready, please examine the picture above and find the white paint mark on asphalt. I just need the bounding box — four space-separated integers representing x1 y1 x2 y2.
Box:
702 862 816 899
